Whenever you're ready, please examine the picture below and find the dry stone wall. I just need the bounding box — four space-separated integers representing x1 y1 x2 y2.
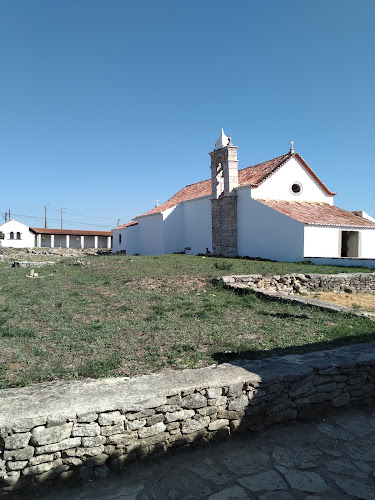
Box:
1 342 374 494
219 272 375 295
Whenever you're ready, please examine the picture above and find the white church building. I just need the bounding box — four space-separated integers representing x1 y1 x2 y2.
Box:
113 130 375 263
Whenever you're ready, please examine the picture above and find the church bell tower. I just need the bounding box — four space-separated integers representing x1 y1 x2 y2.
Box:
210 129 238 257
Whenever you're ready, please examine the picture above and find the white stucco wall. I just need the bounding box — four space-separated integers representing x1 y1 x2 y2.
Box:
237 188 305 261
163 205 185 254
304 226 375 258
304 226 340 258
113 229 126 253
183 197 212 255
137 214 164 255
252 157 334 204
0 220 35 248
359 229 375 258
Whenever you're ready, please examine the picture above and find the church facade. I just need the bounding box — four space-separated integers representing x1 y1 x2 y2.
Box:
113 131 375 262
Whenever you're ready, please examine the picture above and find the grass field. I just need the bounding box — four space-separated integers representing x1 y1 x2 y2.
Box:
1 253 374 389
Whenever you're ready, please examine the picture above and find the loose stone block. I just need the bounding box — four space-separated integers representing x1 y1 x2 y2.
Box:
228 395 249 411
81 436 106 447
85 454 108 467
31 423 72 446
77 412 98 423
208 419 229 431
12 417 47 433
126 409 155 421
206 387 222 399
165 409 195 423
155 404 181 413
74 445 105 458
228 383 243 397
331 393 351 407
6 461 28 471
35 437 81 454
147 414 164 426
3 446 34 461
138 422 166 439
181 416 210 434
105 432 137 446
28 452 60 466
128 419 146 430
316 382 337 393
98 411 124 426
63 457 83 466
100 423 125 436
22 458 63 476
4 433 31 450
208 396 227 407
1 471 20 486
165 422 180 431
197 407 218 417
181 393 207 409
72 423 100 437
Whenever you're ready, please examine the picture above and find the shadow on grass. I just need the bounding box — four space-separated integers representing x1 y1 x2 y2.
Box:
212 332 375 364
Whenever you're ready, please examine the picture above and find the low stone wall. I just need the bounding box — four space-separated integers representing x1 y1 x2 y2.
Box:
219 272 375 295
1 342 374 494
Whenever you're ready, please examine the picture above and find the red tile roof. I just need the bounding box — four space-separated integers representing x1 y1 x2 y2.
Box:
257 200 375 227
138 152 335 218
30 228 113 236
114 221 138 230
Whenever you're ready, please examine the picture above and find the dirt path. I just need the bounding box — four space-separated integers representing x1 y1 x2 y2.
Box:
316 292 375 312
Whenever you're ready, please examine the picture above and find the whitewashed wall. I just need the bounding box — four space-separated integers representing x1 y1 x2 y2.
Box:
359 229 375 258
252 157 334 204
137 214 164 255
0 221 35 248
304 226 340 258
237 188 305 261
163 205 185 254
304 226 375 258
183 197 212 255
113 229 126 253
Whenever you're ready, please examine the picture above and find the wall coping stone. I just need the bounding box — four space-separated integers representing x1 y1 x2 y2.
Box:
1 342 374 428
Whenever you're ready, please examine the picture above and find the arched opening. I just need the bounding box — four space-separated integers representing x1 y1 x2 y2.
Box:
10 232 14 240
215 156 224 198
16 232 21 240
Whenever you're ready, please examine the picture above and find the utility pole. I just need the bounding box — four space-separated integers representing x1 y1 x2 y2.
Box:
61 208 65 229
44 204 49 228
3 213 7 223
8 209 10 221
117 218 120 226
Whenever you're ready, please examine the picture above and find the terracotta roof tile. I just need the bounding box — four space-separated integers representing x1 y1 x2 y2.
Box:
257 200 375 227
138 152 335 218
114 221 138 230
30 228 113 236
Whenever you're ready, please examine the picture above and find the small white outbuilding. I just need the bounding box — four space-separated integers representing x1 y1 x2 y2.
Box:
0 220 112 249
113 131 375 263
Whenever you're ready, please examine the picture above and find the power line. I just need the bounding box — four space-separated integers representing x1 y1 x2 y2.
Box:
10 213 113 229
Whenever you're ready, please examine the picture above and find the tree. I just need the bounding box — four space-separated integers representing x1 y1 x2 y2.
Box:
0 231 4 240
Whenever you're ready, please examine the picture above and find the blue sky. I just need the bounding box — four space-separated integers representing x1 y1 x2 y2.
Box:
1 0 374 230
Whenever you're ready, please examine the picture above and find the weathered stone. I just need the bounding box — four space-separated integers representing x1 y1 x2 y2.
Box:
1 471 20 486
147 414 164 426
31 423 72 446
29 452 60 466
32 464 69 483
208 419 229 431
289 381 314 398
138 422 166 438
228 394 248 411
331 393 351 407
330 474 375 499
207 485 248 499
12 417 47 433
63 457 83 466
22 458 63 476
81 435 106 447
100 423 125 436
206 387 222 399
166 394 182 405
98 411 124 426
276 466 329 493
181 416 210 434
181 393 207 409
74 445 104 458
265 409 297 426
165 421 180 431
71 423 100 437
316 382 337 393
208 396 227 406
155 404 181 413
77 412 98 423
4 433 31 450
165 409 195 423
227 383 243 397
35 437 81 454
3 446 34 461
6 461 28 471
84 453 108 467
126 409 155 421
105 432 137 446
128 419 146 430
238 470 287 492
198 407 218 417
